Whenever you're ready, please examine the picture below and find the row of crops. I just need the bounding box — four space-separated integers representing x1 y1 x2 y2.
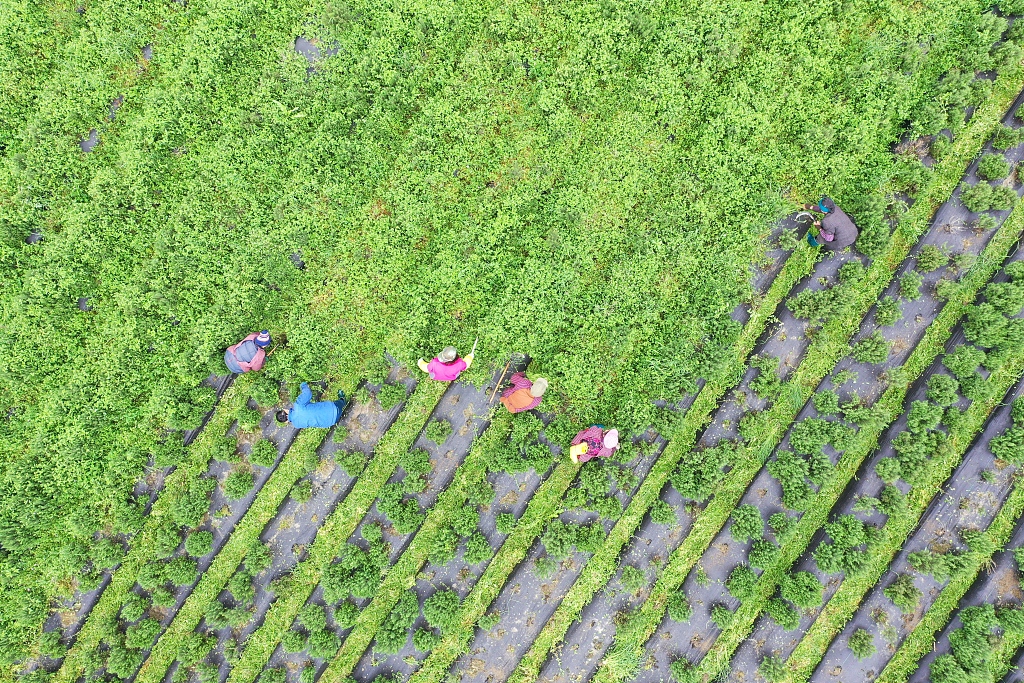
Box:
16 2 1024 683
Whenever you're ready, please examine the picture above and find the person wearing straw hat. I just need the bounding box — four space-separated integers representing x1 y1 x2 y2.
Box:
224 330 272 374
500 373 548 414
569 426 620 464
417 345 474 381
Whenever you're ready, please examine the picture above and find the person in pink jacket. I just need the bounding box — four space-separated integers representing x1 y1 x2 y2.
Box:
224 330 271 374
569 426 620 464
417 346 474 381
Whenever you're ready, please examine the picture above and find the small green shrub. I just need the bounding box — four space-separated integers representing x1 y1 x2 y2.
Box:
249 440 278 468
726 564 758 602
165 556 198 587
39 630 66 658
228 568 255 604
249 376 281 408
291 479 314 503
424 589 461 633
769 512 794 540
991 185 1018 210
766 597 799 630
852 332 890 364
173 478 217 528
300 603 328 632
813 390 840 415
900 270 924 300
300 666 316 683
534 555 558 579
884 574 922 613
927 374 960 406
961 181 995 212
185 531 214 558
464 532 493 565
424 418 453 445
730 504 763 542
669 658 696 683
259 669 286 683
307 629 340 659
875 457 901 484
479 611 501 630
848 628 876 659
178 632 216 666
916 245 948 272
335 600 360 629
977 153 1011 180
620 565 646 593
152 586 175 607
121 593 150 622
749 539 778 569
710 604 734 630
666 591 692 622
247 541 273 573
374 591 418 654
875 297 900 326
224 470 255 500
377 382 407 410
760 655 786 682
991 125 1024 151
649 499 677 525
235 406 263 432
930 133 952 160
90 537 125 569
781 572 823 608
413 627 441 652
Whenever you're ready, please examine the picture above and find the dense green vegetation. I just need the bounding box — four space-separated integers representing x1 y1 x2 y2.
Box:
6 0 1024 680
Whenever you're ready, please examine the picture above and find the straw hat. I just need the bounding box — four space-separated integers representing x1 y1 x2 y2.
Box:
529 377 548 398
439 346 458 363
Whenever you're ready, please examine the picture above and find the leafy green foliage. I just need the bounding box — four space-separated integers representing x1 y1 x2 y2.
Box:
780 572 823 608
374 591 418 655
991 125 1024 151
927 374 961 406
413 627 441 652
377 483 424 534
649 499 677 525
852 332 890 364
884 574 922 613
377 382 408 410
291 479 314 503
177 632 216 667
121 593 150 623
749 539 779 570
173 478 217 528
813 391 840 415
185 531 214 558
224 470 255 500
750 356 785 403
900 270 924 301
259 669 286 683
307 629 340 659
322 536 390 603
929 604 1002 683
249 440 279 468
766 597 800 630
726 564 758 602
247 541 273 573
424 418 453 446
710 604 735 630
666 591 692 623
730 505 763 542
909 549 969 581
423 589 461 633
620 566 646 593
670 441 733 502
848 628 876 659
916 245 948 272
769 512 794 540
165 556 198 587
977 153 1011 180
495 513 517 535
759 655 786 682
541 520 606 559
814 514 880 575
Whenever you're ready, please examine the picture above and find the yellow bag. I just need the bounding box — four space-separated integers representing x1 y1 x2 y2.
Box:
569 442 588 463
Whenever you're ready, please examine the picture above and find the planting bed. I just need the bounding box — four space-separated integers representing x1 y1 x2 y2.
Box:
177 369 416 683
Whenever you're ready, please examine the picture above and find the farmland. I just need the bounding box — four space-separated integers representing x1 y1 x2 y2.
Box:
9 0 1024 683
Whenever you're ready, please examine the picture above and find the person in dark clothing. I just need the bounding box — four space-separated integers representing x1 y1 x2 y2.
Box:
804 196 858 251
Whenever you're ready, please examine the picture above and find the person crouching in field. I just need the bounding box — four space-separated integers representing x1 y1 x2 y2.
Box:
225 330 271 373
418 346 474 381
569 426 620 464
276 382 347 428
500 373 548 413
804 196 858 251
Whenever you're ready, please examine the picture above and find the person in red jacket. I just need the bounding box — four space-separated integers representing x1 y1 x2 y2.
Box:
224 330 271 374
417 346 474 381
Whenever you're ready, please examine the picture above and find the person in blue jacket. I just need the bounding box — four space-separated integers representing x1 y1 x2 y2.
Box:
275 382 346 428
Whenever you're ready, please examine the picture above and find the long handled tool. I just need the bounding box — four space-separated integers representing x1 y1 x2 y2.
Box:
489 359 513 405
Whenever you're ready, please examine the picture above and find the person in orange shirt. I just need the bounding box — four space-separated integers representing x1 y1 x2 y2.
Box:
499 373 548 413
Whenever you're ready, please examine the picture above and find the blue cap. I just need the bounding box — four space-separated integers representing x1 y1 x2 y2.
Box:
255 330 272 348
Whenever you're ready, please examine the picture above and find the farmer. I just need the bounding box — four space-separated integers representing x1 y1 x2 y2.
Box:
275 382 347 428
569 426 620 464
803 196 859 251
224 330 272 374
417 345 474 381
500 373 548 414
